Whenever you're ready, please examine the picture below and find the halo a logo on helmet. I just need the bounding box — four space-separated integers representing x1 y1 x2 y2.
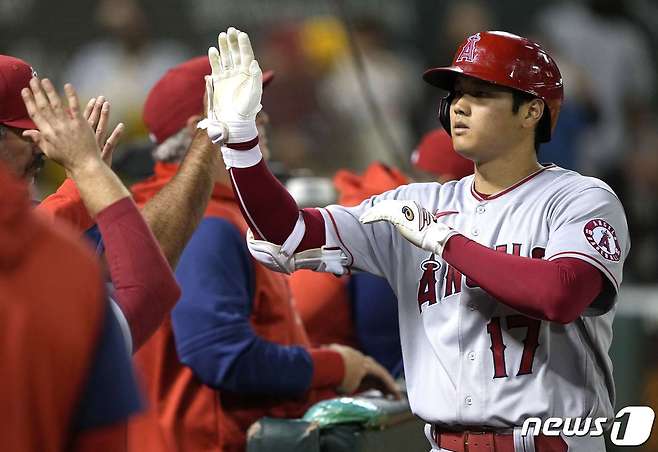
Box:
583 219 621 261
456 33 481 63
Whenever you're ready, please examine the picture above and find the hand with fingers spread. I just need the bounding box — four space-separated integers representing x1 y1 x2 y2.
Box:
82 96 124 167
21 77 130 216
199 26 263 146
327 343 401 399
21 78 104 177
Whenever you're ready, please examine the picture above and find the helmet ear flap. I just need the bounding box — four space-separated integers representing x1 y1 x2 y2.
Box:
438 93 453 135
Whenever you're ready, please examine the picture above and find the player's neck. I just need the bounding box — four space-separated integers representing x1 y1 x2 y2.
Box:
473 150 542 196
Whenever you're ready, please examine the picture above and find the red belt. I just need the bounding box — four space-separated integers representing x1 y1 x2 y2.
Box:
433 428 568 452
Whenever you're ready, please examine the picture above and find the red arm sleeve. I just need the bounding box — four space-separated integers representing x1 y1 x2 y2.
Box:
36 179 94 231
229 161 325 250
95 197 181 350
442 235 604 324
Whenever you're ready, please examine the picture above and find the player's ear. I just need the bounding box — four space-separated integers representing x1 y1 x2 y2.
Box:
522 98 544 130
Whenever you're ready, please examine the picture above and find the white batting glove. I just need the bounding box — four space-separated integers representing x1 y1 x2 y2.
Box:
360 200 459 257
199 27 263 163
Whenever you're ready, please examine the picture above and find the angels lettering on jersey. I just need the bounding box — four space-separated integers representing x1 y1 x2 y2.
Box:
416 245 546 311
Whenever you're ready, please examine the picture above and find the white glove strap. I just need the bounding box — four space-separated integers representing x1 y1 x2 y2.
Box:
197 118 227 144
423 228 459 258
224 119 258 144
221 145 263 169
280 212 306 257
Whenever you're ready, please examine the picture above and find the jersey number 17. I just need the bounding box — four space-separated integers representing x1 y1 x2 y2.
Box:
487 315 541 379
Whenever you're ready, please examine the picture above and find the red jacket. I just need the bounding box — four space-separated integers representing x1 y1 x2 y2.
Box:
0 167 131 452
128 163 340 452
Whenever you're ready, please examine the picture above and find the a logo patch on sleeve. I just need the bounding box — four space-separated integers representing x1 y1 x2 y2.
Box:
584 219 621 261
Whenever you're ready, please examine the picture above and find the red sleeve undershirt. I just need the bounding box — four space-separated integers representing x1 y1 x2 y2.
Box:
230 162 604 324
229 161 325 250
442 234 604 324
95 197 181 351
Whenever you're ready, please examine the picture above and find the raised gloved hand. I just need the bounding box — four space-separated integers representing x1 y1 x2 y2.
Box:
199 27 262 148
360 200 459 257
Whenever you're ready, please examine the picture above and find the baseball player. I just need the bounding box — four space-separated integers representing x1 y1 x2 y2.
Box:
200 28 629 451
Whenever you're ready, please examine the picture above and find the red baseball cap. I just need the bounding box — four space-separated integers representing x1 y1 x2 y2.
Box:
411 128 473 181
0 55 37 130
143 56 274 144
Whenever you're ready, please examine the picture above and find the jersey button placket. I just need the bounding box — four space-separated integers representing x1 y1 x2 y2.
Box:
472 203 485 237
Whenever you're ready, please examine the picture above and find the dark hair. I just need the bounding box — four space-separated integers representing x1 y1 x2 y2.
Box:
511 90 550 153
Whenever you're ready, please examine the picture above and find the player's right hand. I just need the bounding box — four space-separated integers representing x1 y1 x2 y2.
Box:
201 27 263 145
360 199 458 257
327 344 401 400
82 96 124 167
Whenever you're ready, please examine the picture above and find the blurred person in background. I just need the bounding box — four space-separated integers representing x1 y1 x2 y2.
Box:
419 1 495 133
319 16 419 170
0 161 140 452
128 55 398 452
64 0 188 150
7 53 217 357
2 74 147 451
537 0 655 183
256 23 321 170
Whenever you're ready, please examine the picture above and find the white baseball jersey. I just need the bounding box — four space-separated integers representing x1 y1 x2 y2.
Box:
316 164 629 430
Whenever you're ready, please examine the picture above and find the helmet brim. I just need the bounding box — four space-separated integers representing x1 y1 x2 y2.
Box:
423 66 463 91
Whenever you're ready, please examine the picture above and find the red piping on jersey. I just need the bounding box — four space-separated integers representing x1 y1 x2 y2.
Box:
434 210 459 219
547 251 619 290
325 208 354 268
470 164 556 201
229 169 267 241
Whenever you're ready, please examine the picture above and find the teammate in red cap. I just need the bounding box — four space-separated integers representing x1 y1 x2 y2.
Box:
411 128 474 182
0 54 123 229
203 28 630 451
128 55 397 452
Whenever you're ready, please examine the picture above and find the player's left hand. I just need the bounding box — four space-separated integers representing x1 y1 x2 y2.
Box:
360 200 458 257
199 26 262 145
21 78 104 177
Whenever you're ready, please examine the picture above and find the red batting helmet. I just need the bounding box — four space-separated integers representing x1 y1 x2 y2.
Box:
423 31 563 143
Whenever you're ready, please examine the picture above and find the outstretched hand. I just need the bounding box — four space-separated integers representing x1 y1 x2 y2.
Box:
21 78 103 177
82 96 124 167
200 26 262 145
